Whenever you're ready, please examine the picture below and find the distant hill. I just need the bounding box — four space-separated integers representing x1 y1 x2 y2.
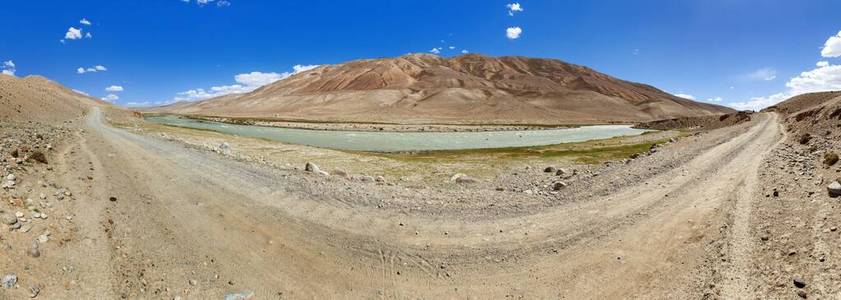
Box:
0 74 105 124
149 54 734 124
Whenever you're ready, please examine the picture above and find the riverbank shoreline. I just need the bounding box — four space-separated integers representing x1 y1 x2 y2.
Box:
143 113 638 133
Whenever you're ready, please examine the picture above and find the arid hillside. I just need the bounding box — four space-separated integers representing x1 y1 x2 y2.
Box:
0 74 104 124
764 91 841 140
150 54 734 124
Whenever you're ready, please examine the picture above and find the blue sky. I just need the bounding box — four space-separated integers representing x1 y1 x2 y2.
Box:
2 0 841 110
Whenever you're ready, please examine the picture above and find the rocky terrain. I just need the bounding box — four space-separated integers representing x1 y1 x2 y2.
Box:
149 54 734 125
3 71 841 299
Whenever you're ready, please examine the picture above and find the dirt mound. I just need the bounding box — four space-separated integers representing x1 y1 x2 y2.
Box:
635 111 753 131
763 91 841 142
149 54 734 124
0 74 105 124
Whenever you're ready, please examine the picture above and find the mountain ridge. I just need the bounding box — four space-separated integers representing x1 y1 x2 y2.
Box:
149 54 735 124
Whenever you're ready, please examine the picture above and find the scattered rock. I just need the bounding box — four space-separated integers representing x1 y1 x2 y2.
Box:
28 151 47 164
551 182 567 191
29 284 41 298
1 213 17 225
793 276 806 288
451 174 479 184
109 196 117 202
829 181 841 198
304 162 320 173
544 166 556 173
799 133 812 145
825 151 839 167
2 273 16 289
556 168 568 176
28 241 40 258
225 290 255 300
797 289 807 298
375 176 385 183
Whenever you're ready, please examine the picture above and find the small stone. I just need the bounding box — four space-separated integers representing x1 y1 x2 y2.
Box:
551 182 567 191
375 176 385 183
797 289 807 298
793 276 806 288
38 234 49 243
15 211 24 218
9 222 21 230
109 196 117 202
304 162 320 173
828 181 841 197
0 213 17 225
29 284 41 298
2 273 17 289
5 174 15 181
189 279 197 286
544 166 556 173
28 241 40 257
225 290 255 300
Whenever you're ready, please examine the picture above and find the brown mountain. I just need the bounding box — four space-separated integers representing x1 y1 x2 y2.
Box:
151 54 734 124
0 74 106 124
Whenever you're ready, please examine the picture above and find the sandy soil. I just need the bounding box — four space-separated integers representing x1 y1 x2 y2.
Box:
0 106 795 299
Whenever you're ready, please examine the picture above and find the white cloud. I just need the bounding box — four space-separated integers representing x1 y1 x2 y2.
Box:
1 60 15 76
105 85 124 92
506 27 522 39
65 27 83 40
429 47 442 54
817 61 830 67
77 65 107 74
85 32 92 39
72 89 90 96
729 61 841 111
292 64 318 73
102 94 119 102
174 64 319 101
506 3 523 16
193 0 230 7
821 30 841 58
745 67 777 81
673 93 696 100
707 96 723 102
80 18 92 26
461 49 469 54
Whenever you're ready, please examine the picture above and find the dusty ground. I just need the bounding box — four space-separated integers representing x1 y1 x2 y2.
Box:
5 104 837 299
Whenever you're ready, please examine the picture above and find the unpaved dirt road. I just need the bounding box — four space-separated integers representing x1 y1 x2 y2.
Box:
43 108 783 298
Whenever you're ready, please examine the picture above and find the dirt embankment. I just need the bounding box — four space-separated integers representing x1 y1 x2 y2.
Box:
634 111 753 131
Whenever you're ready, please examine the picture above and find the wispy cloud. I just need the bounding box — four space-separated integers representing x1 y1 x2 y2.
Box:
64 27 82 40
506 3 523 16
673 93 696 100
173 64 319 102
506 27 522 39
730 61 841 111
77 65 107 74
745 67 777 81
1 60 15 76
102 94 119 102
105 85 124 92
80 18 92 26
